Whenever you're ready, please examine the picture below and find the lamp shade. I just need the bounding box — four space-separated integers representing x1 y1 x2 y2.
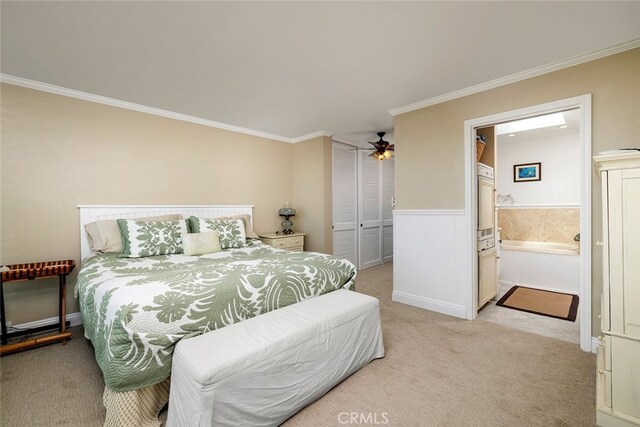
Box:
278 207 296 217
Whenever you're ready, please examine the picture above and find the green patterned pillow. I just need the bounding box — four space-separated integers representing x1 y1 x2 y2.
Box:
117 219 189 257
189 217 246 249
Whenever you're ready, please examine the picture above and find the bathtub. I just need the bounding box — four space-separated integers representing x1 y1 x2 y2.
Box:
498 239 580 294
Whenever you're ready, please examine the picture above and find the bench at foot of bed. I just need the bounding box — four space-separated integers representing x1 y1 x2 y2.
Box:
167 289 385 427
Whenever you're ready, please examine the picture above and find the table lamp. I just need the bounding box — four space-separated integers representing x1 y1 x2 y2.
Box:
277 203 296 235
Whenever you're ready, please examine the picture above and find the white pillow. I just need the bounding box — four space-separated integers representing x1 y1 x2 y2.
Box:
182 231 221 256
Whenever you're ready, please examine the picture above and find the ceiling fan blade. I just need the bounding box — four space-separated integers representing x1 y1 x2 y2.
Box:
367 141 378 147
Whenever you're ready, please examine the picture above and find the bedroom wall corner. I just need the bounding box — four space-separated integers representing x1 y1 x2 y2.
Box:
292 135 333 254
0 83 296 324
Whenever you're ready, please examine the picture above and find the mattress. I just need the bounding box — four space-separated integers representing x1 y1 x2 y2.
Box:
76 240 356 392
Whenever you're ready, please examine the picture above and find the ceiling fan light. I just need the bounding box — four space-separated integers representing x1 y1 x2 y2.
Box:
383 150 392 159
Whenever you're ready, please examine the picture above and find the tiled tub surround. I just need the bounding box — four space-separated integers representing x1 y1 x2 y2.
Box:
498 208 580 245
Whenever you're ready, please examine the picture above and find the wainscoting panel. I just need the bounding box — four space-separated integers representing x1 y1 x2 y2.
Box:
392 210 470 319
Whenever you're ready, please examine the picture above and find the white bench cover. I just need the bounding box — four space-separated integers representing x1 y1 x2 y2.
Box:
167 289 385 427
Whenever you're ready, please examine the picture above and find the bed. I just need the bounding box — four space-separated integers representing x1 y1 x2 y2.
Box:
75 205 357 426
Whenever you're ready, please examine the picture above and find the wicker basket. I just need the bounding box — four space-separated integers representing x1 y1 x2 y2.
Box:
476 138 486 162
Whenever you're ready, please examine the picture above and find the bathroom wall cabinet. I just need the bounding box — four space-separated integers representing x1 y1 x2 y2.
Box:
478 247 497 307
594 151 640 427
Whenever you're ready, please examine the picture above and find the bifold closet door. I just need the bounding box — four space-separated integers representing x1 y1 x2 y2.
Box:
332 142 358 267
359 151 383 270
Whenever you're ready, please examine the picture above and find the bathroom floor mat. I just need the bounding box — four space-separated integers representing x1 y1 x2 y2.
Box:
496 286 579 321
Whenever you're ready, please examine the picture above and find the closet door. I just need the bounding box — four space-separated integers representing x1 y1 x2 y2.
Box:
382 158 394 262
359 152 383 270
332 142 358 267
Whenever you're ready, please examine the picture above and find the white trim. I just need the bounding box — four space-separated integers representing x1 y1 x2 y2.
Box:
464 94 593 352
389 39 640 116
0 74 330 144
291 130 333 143
592 336 600 354
392 291 467 319
12 312 82 330
76 204 254 209
497 204 580 209
394 209 466 216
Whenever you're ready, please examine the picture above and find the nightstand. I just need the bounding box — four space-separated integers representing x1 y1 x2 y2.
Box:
259 232 305 252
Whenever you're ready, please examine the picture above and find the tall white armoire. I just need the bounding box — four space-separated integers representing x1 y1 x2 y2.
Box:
594 151 640 427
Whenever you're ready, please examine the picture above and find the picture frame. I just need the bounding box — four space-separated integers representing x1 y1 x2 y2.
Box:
513 162 541 182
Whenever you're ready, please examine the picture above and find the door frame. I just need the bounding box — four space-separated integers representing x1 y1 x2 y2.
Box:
464 94 593 352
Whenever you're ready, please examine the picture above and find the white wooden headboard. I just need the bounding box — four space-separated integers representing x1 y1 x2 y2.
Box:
77 205 254 261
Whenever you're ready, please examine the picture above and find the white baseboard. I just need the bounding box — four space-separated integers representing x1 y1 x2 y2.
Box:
392 291 467 319
12 312 83 330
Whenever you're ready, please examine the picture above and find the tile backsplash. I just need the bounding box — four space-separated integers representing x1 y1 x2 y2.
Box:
498 208 579 244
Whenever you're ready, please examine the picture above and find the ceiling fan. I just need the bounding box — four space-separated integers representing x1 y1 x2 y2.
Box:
354 132 395 160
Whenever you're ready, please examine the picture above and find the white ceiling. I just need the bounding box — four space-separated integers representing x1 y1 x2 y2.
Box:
2 2 639 145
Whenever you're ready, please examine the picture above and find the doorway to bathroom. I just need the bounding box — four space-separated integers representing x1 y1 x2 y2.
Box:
464 95 592 352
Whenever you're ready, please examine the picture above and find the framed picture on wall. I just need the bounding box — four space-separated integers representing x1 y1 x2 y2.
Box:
513 162 541 182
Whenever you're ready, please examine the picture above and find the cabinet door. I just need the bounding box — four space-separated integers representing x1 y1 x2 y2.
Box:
611 337 640 420
621 169 640 339
478 247 497 307
608 168 640 339
478 177 494 232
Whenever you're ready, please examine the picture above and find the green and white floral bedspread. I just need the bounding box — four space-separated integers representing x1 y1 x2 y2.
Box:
76 240 356 392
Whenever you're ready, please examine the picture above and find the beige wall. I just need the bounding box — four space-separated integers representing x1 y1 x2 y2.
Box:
292 135 333 253
1 83 302 324
394 48 640 335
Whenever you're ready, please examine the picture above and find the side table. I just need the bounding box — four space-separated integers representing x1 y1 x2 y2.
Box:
259 232 305 252
0 259 75 355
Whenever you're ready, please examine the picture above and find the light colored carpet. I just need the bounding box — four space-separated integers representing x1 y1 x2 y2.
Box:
0 263 595 426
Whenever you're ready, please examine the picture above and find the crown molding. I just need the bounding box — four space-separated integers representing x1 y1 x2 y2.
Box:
0 74 330 144
388 38 640 117
290 130 333 143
